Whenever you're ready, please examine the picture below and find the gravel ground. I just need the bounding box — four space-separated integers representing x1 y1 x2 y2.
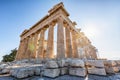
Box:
1 73 120 80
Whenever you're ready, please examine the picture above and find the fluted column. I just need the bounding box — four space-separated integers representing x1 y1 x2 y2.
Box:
65 23 72 58
22 38 29 59
19 39 26 60
37 29 45 59
33 32 39 58
72 31 79 58
23 37 29 59
84 46 90 59
29 35 36 59
46 22 55 59
25 36 32 59
15 40 23 60
57 17 65 58
77 38 83 59
91 47 97 59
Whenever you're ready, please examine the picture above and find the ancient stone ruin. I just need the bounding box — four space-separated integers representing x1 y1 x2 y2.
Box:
1 2 120 79
15 2 97 61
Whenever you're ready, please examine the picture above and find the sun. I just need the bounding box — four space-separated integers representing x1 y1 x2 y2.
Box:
82 22 99 39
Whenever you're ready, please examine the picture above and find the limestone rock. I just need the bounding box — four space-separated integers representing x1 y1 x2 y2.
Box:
57 59 70 67
69 68 86 77
60 67 68 75
1 67 11 74
70 59 84 68
43 68 60 78
35 59 42 64
0 64 8 70
105 66 119 74
104 60 117 67
115 60 120 66
10 68 29 78
45 60 58 68
10 66 41 78
34 67 41 75
87 68 106 76
85 60 104 68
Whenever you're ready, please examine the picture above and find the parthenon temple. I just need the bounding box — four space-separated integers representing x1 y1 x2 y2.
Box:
15 2 98 60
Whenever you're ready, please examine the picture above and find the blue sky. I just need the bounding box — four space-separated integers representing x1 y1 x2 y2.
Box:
0 0 120 61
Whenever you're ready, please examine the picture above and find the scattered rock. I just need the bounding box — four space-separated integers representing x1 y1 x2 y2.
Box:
10 65 42 78
69 68 86 77
43 68 60 78
104 60 117 67
105 66 119 74
60 67 68 75
85 60 104 68
45 60 58 68
87 68 106 76
70 59 85 68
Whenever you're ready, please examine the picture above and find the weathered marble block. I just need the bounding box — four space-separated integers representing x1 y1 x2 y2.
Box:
43 68 60 78
105 66 119 74
85 60 104 68
60 67 68 75
45 60 58 69
10 68 34 78
10 65 41 78
115 60 120 66
69 68 86 77
57 59 70 67
87 68 106 76
104 60 117 67
70 59 85 68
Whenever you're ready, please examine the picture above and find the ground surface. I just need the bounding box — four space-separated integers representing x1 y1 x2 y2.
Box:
1 73 120 80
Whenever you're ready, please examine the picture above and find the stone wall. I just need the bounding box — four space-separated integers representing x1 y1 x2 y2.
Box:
1 59 120 79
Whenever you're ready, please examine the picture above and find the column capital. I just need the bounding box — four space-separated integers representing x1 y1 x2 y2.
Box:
64 22 68 27
57 16 64 22
49 21 56 27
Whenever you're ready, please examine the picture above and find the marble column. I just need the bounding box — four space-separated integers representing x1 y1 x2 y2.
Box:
33 33 39 58
29 35 36 59
85 46 90 59
19 39 26 60
46 22 55 59
77 38 83 59
15 40 23 60
23 37 29 59
72 31 79 58
65 24 72 58
22 38 29 59
37 29 45 59
25 36 32 59
57 17 65 58
91 47 97 59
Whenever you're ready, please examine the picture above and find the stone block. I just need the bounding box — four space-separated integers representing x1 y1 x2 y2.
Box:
105 66 119 74
10 66 41 78
0 64 8 70
57 59 70 67
45 60 58 69
85 60 104 68
10 68 30 78
70 59 85 68
115 60 120 66
43 68 60 78
104 60 117 67
60 67 68 75
69 68 86 77
34 67 41 75
1 68 10 74
87 68 106 76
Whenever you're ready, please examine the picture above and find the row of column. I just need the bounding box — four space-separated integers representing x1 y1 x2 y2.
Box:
77 35 98 59
16 17 79 60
